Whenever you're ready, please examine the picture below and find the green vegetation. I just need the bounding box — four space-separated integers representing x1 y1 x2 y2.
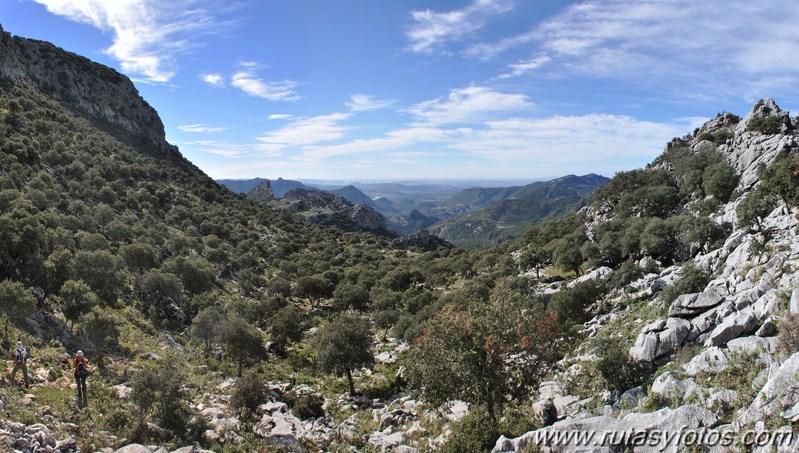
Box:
313 312 374 396
5 26 798 452
747 115 783 134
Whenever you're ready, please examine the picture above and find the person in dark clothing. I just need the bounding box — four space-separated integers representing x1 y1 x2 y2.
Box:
72 350 89 405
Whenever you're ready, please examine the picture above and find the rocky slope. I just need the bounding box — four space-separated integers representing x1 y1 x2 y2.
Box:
0 24 176 157
494 98 799 452
247 182 389 233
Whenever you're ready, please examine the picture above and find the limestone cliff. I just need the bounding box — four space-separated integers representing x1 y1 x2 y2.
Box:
0 22 177 156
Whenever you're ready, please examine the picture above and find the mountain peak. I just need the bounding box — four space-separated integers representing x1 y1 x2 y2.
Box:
0 25 180 158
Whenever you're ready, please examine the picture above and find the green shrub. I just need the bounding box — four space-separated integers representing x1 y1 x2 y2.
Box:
596 339 647 392
747 115 783 134
659 262 710 304
441 409 499 453
712 130 734 143
230 370 267 423
608 260 644 289
697 132 715 142
284 392 325 420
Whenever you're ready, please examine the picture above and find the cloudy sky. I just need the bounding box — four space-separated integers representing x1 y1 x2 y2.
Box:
3 0 799 181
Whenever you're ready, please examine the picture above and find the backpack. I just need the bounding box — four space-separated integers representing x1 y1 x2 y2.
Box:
15 348 28 363
76 359 87 375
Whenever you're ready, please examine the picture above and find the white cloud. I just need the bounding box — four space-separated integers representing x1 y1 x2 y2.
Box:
267 114 294 120
257 113 351 154
471 1 799 95
405 86 532 124
451 114 688 165
201 73 224 86
231 68 300 101
297 108 693 180
346 94 395 112
406 0 515 54
304 126 452 159
180 140 249 158
495 55 551 79
32 0 219 82
177 124 226 133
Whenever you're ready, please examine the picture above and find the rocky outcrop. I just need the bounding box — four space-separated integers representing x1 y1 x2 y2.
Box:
493 405 718 453
350 203 387 232
247 180 274 205
496 99 799 453
391 230 451 251
719 98 798 191
247 186 389 232
0 420 79 453
390 209 440 234
0 24 176 155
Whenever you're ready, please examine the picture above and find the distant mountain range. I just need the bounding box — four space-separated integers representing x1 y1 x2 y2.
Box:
428 174 610 247
218 174 609 247
217 177 317 197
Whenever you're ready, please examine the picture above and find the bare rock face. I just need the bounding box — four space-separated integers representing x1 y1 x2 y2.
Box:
0 26 176 156
247 180 275 205
249 187 388 232
350 203 387 231
392 230 451 251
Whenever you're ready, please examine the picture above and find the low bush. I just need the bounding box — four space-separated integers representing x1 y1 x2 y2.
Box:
747 115 783 134
779 313 799 354
284 392 325 420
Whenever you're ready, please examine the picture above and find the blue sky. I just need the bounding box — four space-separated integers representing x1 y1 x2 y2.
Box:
3 0 799 181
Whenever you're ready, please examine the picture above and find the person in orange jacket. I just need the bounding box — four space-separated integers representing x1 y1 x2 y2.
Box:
72 350 89 405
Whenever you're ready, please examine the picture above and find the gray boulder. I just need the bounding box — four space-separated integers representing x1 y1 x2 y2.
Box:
790 288 799 315
492 405 717 453
737 352 799 427
682 347 730 375
650 372 698 404
704 311 758 347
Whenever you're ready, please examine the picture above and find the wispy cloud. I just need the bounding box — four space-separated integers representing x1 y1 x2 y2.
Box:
495 55 551 79
346 94 396 112
267 114 294 120
180 140 249 158
32 0 221 82
451 114 688 164
178 124 226 133
470 0 799 97
406 0 515 54
304 126 452 159
231 66 300 101
301 112 691 177
200 73 225 87
405 86 532 124
257 113 351 154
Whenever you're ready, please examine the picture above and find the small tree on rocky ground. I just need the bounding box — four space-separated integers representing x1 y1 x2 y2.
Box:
230 370 267 426
130 361 191 438
405 284 564 421
313 311 374 396
220 314 263 376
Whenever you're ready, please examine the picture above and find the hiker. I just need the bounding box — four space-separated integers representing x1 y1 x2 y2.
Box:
10 341 30 388
73 350 89 404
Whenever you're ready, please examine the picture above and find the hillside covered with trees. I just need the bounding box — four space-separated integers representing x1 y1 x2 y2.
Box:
4 22 799 453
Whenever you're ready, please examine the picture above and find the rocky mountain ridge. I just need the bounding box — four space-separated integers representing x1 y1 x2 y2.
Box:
246 181 389 233
495 98 799 452
429 174 610 247
0 24 177 158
